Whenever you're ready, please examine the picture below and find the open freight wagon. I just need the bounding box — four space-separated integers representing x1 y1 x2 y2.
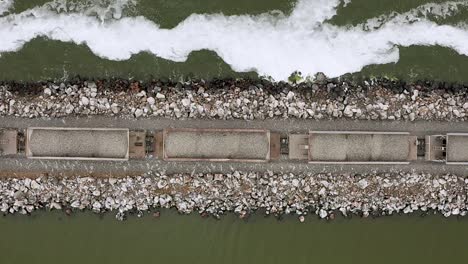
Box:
155 128 281 162
0 129 18 156
25 127 147 161
289 131 418 164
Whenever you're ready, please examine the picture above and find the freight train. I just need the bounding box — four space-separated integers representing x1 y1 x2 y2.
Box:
1 127 467 165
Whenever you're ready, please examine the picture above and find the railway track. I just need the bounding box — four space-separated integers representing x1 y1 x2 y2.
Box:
2 117 468 177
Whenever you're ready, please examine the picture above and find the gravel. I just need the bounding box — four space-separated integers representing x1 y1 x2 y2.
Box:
164 130 269 160
1 171 467 221
28 128 129 159
309 134 411 162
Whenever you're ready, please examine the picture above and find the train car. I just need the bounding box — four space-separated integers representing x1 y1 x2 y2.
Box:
25 127 146 161
2 126 465 166
425 133 468 165
0 129 18 156
157 128 280 162
289 131 418 164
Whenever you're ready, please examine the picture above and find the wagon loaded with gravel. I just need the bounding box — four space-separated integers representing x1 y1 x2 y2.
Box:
0 129 18 156
289 131 418 164
25 127 147 161
156 128 281 162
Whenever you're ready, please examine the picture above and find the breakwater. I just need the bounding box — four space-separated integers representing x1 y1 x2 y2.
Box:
2 171 467 221
2 78 468 121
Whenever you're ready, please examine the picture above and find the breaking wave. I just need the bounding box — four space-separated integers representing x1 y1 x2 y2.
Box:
0 0 14 15
0 0 468 80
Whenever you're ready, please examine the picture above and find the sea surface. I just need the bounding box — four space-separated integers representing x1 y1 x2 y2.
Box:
0 0 467 81
1 211 468 264
1 1 468 263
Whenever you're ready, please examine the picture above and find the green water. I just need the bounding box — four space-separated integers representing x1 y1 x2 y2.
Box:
1 0 468 82
1 211 468 264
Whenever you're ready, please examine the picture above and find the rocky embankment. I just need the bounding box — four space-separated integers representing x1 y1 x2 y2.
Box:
1 172 467 221
1 78 468 120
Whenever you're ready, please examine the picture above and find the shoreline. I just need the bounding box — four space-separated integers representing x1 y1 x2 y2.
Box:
1 171 467 221
1 76 468 121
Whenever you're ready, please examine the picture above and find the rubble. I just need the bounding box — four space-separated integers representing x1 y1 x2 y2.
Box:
1 171 468 221
1 79 468 121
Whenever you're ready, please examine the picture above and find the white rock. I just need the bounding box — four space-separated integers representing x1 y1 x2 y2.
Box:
44 88 52 96
403 206 412 214
196 105 204 114
65 104 75 114
318 187 326 196
157 180 167 189
30 180 41 189
217 108 225 117
147 97 155 105
292 179 300 187
344 106 353 117
50 202 62 210
134 109 143 118
156 93 165 99
411 90 418 101
92 201 102 211
71 201 81 208
357 179 369 189
181 98 190 107
87 82 97 89
111 103 119 114
439 189 448 197
81 96 90 106
319 209 328 218
448 98 456 106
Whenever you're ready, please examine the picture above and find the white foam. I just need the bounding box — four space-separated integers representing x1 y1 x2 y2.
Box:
0 0 14 16
45 0 136 21
0 0 468 80
364 1 468 30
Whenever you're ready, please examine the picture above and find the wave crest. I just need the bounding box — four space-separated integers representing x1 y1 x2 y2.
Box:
0 0 468 80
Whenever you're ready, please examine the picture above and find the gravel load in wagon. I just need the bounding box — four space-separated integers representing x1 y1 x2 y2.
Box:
308 132 417 163
163 129 270 162
0 129 17 156
446 134 468 163
26 128 129 160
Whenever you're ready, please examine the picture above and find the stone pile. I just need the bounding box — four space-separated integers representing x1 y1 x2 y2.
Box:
1 171 467 221
1 79 468 120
